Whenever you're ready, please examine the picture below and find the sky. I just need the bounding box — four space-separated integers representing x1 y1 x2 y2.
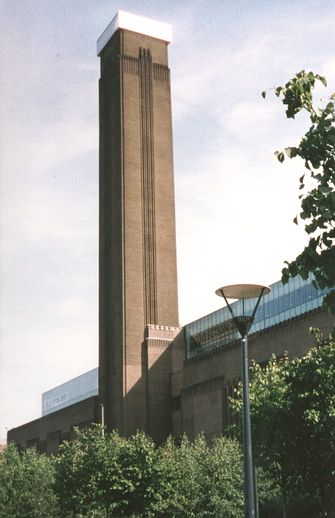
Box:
1 0 335 441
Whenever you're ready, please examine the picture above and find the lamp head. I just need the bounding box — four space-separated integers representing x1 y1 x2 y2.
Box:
215 284 271 300
215 283 271 338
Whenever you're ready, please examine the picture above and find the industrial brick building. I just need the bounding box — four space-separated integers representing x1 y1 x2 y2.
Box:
8 12 334 453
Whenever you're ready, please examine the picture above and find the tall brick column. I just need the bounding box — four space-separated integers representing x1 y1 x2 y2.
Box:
97 12 179 439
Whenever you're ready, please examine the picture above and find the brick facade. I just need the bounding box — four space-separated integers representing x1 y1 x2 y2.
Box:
8 397 99 454
171 308 334 441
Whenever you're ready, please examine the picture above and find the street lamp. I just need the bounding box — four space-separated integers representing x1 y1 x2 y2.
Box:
215 284 270 518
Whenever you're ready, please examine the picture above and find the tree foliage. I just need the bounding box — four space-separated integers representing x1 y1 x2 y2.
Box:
263 71 335 313
53 425 245 517
0 427 245 517
232 332 335 516
155 434 244 517
4 402 332 517
0 443 58 518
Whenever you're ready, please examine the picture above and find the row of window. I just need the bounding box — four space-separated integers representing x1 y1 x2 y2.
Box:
42 368 98 415
185 276 328 360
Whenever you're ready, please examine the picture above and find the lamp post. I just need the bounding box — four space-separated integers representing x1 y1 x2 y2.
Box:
215 284 270 518
101 403 105 438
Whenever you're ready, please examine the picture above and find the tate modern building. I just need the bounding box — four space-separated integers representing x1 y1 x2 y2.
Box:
8 12 333 453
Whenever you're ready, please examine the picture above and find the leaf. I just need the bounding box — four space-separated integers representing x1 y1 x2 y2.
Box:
285 147 299 158
275 151 285 163
320 185 332 194
293 216 298 225
261 91 266 99
304 160 311 170
316 74 327 87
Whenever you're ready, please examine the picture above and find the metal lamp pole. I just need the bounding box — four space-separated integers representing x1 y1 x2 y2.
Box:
216 284 270 518
101 403 105 438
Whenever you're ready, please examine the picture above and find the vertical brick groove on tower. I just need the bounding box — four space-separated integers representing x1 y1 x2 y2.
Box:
139 47 157 325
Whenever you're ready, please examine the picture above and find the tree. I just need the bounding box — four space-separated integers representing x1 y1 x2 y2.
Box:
231 354 293 517
232 332 335 516
54 424 111 516
284 330 335 514
55 426 175 517
263 71 335 314
104 430 161 517
199 436 245 517
0 443 58 518
0 427 254 517
154 434 244 518
54 425 245 517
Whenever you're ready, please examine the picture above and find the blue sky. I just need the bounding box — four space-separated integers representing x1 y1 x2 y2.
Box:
1 0 335 440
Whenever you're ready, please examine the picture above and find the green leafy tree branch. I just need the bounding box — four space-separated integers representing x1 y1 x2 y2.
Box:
263 71 335 313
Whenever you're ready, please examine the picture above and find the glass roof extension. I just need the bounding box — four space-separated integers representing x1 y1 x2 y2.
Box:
42 367 98 416
185 276 329 360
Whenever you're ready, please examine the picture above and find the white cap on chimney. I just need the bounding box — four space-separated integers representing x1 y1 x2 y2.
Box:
97 11 173 56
